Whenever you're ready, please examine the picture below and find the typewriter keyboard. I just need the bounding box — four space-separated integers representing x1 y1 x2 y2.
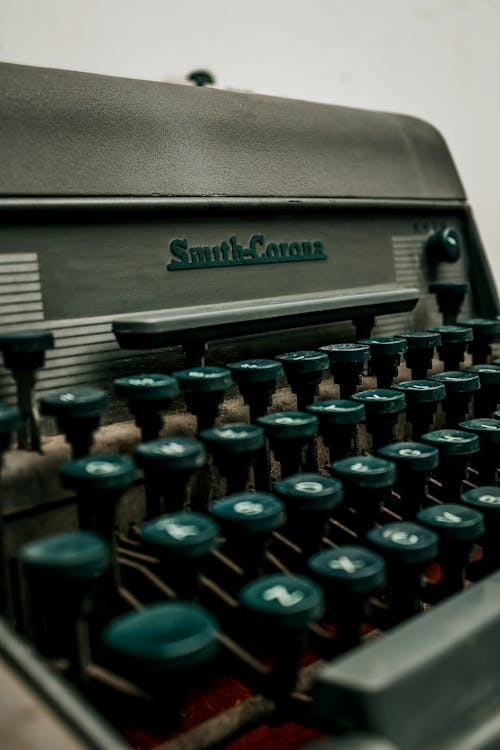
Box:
1 320 500 750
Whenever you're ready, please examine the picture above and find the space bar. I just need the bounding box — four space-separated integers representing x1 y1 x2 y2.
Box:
313 570 500 750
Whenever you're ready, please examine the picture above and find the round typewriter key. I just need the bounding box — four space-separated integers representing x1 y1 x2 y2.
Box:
378 442 439 518
226 359 283 421
306 399 365 462
257 411 318 477
135 437 206 516
429 281 469 325
200 423 265 493
465 364 500 417
273 473 343 556
399 331 441 380
358 336 407 389
276 351 328 411
392 379 445 440
367 521 438 623
141 511 219 597
426 227 461 264
40 386 109 457
429 325 473 371
330 456 396 534
21 530 110 679
431 371 480 428
461 486 500 577
0 330 54 452
173 366 232 431
319 343 370 399
417 503 484 598
308 545 386 650
460 418 500 484
460 317 500 363
114 373 180 441
351 389 406 449
421 428 479 502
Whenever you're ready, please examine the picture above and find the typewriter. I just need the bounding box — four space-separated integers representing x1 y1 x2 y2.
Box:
1 61 500 750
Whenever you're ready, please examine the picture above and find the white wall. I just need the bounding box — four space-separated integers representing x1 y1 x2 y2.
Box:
1 0 499 287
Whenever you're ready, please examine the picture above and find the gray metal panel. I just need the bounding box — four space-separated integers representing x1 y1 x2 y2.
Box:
0 63 465 200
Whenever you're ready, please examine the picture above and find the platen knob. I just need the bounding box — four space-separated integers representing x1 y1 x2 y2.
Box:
426 227 461 263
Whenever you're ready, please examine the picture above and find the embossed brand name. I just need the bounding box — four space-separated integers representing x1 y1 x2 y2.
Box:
166 234 327 271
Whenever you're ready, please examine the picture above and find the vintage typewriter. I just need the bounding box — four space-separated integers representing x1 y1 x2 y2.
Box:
1 61 500 750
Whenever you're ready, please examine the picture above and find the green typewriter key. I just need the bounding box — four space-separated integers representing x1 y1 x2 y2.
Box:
461 317 500 363
173 366 233 432
306 400 365 462
417 503 484 599
102 602 218 722
319 343 370 399
114 373 180 442
351 389 406 449
378 442 439 519
275 351 329 411
330 456 396 535
359 336 407 389
20 531 110 683
460 486 500 577
199 423 265 494
60 455 136 570
460 418 500 484
226 359 283 422
140 511 219 598
431 371 480 428
239 573 324 694
391 380 444 440
40 386 109 458
135 437 206 517
273 474 343 557
366 521 439 624
210 491 284 579
308 545 386 651
257 411 318 477
429 281 469 326
421 429 480 502
429 325 473 371
0 404 20 615
399 331 441 381
0 330 54 452
465 364 500 417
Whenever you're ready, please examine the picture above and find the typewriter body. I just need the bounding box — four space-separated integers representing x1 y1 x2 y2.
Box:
0 62 500 750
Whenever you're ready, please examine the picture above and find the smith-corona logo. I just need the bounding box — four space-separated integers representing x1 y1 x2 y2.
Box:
166 234 327 271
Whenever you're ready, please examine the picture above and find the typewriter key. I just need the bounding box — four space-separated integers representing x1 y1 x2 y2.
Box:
417 503 484 598
431 371 480 428
199 422 265 494
351 389 406 449
173 366 233 431
429 281 469 326
377 442 439 518
273 473 343 556
460 418 500 484
465 364 500 417
330 456 396 535
366 521 438 623
226 359 283 422
276 350 328 411
140 511 219 598
319 343 370 399
421 429 480 502
0 330 54 452
40 386 109 457
114 373 180 441
460 317 500 363
358 336 407 389
257 411 318 477
308 545 386 650
429 325 473 371
135 437 206 517
391 379 445 440
20 530 110 683
306 400 365 462
399 331 441 380
461 486 500 577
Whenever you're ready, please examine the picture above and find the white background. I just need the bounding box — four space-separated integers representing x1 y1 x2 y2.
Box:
1 0 499 287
